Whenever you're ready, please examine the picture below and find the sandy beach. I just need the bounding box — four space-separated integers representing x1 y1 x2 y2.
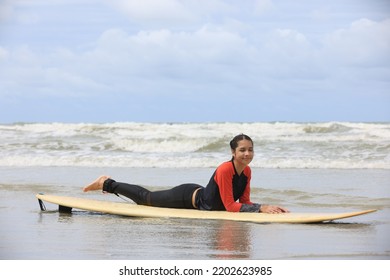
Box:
1 166 389 260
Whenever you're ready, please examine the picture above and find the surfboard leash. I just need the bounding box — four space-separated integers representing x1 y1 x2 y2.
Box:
114 192 133 203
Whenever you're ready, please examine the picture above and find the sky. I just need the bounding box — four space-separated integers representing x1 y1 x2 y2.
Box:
0 0 389 123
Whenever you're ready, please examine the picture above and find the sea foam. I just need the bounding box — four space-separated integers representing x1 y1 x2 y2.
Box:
0 122 389 169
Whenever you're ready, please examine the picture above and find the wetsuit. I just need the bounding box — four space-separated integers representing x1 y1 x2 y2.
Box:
103 160 261 212
196 160 261 212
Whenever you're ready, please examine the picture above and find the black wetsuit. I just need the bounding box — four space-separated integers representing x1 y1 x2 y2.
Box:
103 160 261 212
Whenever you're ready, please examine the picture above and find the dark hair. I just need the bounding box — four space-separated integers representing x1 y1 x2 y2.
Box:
230 134 253 150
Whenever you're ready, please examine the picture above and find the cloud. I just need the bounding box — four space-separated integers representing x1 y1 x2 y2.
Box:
0 46 9 59
0 0 14 22
1 0 389 123
0 0 77 24
107 0 238 28
109 0 196 23
2 16 389 100
324 18 390 67
253 0 274 15
0 24 256 99
80 26 259 96
91 26 253 69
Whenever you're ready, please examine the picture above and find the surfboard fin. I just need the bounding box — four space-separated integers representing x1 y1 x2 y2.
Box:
38 198 46 211
58 205 73 213
37 193 72 213
37 193 46 211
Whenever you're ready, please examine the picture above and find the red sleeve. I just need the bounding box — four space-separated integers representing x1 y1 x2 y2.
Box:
239 167 252 205
214 163 252 212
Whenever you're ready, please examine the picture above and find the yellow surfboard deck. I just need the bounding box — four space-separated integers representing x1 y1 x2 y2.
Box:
36 194 376 224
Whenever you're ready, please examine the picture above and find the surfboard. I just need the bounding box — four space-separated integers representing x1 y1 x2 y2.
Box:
36 194 377 224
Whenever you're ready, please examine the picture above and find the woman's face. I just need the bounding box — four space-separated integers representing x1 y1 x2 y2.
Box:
232 139 254 166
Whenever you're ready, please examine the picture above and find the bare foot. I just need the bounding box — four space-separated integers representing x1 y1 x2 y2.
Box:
83 175 110 192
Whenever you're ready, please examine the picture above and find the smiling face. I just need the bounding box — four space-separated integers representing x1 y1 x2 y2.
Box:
231 139 254 169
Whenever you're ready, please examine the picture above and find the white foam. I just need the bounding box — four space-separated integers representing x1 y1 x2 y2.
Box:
0 122 389 169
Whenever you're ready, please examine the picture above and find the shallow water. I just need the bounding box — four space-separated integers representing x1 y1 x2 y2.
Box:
0 167 389 260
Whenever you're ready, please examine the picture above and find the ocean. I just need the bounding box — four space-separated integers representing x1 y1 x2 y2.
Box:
1 121 389 169
0 122 389 260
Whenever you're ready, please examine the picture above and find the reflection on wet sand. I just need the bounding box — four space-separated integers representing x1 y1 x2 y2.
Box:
208 220 253 259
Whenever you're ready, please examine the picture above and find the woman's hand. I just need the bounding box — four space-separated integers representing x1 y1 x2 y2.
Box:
260 205 289 214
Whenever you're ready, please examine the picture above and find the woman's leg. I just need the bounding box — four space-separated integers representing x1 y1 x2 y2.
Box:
83 176 202 209
103 179 151 206
149 184 202 209
83 176 151 205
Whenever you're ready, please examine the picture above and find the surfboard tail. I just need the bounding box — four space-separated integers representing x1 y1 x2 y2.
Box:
37 193 46 211
37 193 72 213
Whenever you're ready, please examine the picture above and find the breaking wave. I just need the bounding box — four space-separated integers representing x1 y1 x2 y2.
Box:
0 122 389 169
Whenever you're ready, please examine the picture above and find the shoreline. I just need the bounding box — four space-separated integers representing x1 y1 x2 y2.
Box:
1 166 389 260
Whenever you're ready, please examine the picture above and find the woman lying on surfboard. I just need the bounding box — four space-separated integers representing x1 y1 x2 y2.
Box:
83 134 289 214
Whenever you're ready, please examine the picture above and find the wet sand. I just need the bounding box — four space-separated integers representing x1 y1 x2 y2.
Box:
0 167 389 260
